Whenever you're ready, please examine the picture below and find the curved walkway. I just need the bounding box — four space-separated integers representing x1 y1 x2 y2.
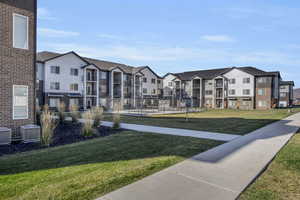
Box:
98 113 300 200
101 121 240 142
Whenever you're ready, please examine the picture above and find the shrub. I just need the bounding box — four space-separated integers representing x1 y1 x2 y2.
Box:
91 106 103 127
57 102 66 124
82 110 95 137
112 113 121 129
40 107 57 147
69 104 79 123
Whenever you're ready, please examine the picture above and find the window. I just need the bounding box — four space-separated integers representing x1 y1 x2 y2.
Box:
280 92 287 97
229 100 236 107
229 89 236 95
168 90 173 95
70 84 79 91
243 89 250 95
13 85 28 119
258 101 267 107
152 89 156 94
51 66 60 74
205 90 213 95
100 71 107 80
257 77 267 83
50 82 60 90
242 100 251 106
70 68 78 76
243 78 250 84
151 78 156 84
69 98 79 107
143 78 147 83
229 79 236 84
13 14 28 49
157 80 161 84
258 88 265 96
49 98 60 108
143 88 147 94
168 82 173 87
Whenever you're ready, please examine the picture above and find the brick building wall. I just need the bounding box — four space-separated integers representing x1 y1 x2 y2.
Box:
0 1 36 138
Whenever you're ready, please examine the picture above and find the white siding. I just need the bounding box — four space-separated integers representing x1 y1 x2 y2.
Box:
44 53 87 94
223 68 255 97
140 68 159 95
163 74 176 96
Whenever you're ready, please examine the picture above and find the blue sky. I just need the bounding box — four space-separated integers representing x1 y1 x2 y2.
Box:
37 0 300 87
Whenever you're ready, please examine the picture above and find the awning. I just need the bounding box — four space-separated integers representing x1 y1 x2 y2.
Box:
68 93 82 97
47 93 64 97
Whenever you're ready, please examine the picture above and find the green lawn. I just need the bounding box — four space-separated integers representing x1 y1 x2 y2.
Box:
239 132 300 200
105 108 300 135
0 131 222 200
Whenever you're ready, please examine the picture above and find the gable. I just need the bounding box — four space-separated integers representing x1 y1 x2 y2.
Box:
45 52 88 67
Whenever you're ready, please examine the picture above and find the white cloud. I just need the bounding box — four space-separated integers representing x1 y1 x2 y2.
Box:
37 8 56 20
38 28 80 38
201 35 235 42
40 42 300 68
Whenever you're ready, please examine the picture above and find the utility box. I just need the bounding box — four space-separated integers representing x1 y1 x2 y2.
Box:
0 127 12 145
20 125 41 143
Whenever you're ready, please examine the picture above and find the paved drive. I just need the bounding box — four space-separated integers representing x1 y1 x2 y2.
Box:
98 113 300 200
101 121 240 142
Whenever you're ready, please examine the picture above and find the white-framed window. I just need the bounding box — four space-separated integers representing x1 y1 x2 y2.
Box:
243 89 250 95
100 71 107 80
49 98 60 108
258 100 267 107
228 100 236 107
70 68 78 76
151 78 156 84
280 92 287 97
168 82 173 87
152 89 156 94
50 82 60 90
205 90 213 95
69 98 79 107
13 85 28 120
243 78 251 84
229 89 235 95
143 78 147 83
70 83 79 91
229 79 236 84
51 66 60 74
143 88 147 94
258 88 265 96
13 13 28 50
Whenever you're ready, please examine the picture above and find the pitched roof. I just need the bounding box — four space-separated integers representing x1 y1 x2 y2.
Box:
173 66 280 80
37 51 136 74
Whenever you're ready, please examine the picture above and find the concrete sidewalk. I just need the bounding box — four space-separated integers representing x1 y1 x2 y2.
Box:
101 121 240 142
97 113 300 200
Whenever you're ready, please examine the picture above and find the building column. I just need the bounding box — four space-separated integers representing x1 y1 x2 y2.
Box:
96 70 99 107
83 68 87 110
133 75 136 108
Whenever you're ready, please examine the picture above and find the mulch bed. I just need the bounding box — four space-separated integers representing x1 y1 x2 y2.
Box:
0 122 123 157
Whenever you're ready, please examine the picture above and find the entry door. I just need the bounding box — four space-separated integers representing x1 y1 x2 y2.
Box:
87 99 92 109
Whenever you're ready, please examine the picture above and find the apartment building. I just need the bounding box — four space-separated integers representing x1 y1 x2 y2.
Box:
163 66 292 110
36 51 162 110
0 0 37 136
279 81 294 107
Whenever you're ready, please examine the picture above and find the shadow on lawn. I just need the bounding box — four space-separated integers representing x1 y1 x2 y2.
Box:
0 117 298 176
